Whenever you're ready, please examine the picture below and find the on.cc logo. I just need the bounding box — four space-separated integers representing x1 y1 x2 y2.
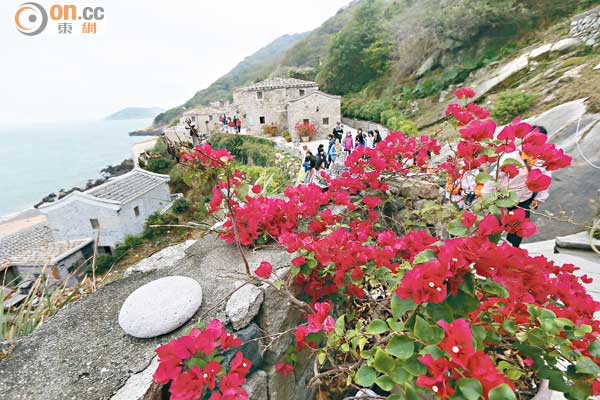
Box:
15 2 48 36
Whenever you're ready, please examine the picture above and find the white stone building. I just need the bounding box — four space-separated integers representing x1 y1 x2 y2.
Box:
39 168 173 252
179 106 223 137
287 91 342 138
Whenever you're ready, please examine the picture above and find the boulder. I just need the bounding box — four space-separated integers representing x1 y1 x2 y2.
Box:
243 370 268 400
416 54 437 78
125 240 196 276
222 323 262 375
594 63 600 71
529 43 552 59
111 358 159 400
556 231 600 252
390 176 440 199
550 38 583 53
118 276 203 338
225 283 264 330
473 54 529 99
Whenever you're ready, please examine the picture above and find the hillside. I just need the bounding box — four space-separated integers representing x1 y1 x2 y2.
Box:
105 107 164 120
153 32 309 126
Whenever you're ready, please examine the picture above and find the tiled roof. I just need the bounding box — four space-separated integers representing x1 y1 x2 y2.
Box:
7 238 92 267
241 78 318 91
86 169 168 204
0 223 92 268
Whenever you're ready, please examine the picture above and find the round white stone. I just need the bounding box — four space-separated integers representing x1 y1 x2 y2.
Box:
118 276 203 338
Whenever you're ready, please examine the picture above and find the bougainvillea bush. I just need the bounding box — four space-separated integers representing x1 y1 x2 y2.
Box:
295 121 319 138
155 89 600 400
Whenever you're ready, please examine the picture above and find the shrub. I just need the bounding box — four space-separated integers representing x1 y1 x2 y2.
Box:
380 109 418 135
491 90 537 124
262 123 279 137
282 130 291 142
144 212 180 240
146 157 174 174
171 197 190 214
169 164 190 194
87 253 114 276
208 133 276 166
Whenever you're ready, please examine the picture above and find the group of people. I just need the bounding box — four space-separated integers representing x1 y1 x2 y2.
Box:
220 115 242 134
445 125 552 248
339 126 383 155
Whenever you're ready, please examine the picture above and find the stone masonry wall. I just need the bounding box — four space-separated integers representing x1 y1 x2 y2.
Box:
570 5 600 46
287 92 341 140
0 235 315 400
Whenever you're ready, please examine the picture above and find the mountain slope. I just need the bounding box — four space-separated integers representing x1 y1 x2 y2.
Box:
153 32 309 126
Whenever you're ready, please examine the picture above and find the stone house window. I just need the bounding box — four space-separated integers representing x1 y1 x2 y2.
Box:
191 116 196 121
299 89 305 96
303 119 309 124
323 117 329 125
90 219 99 229
257 91 263 100
209 115 213 121
134 206 140 217
259 116 266 124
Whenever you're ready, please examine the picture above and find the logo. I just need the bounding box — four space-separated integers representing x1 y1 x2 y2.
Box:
14 3 105 36
15 2 48 36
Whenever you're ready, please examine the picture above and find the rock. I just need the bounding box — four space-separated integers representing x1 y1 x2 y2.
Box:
556 231 600 252
226 283 264 330
391 176 439 199
416 53 437 78
222 323 262 375
529 43 552 59
118 276 203 338
594 63 600 71
473 54 529 99
526 98 587 139
111 357 159 400
356 389 379 398
125 240 196 276
243 370 268 400
586 38 597 46
550 38 583 53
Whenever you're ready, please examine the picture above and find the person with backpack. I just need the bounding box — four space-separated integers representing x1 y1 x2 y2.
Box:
332 122 344 143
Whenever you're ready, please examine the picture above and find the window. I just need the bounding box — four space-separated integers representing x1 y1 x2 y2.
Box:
322 117 329 125
209 115 213 121
259 116 266 124
303 119 309 124
134 206 140 217
299 89 305 96
90 219 99 229
257 91 263 99
191 116 196 121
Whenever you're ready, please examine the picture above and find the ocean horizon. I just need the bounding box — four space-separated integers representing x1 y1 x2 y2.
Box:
0 118 154 217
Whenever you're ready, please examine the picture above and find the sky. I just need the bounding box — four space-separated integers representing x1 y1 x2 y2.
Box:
0 0 351 123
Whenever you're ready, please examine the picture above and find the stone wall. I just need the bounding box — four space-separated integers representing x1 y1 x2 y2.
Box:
233 86 319 133
342 117 390 137
571 5 600 46
287 92 342 140
0 235 315 400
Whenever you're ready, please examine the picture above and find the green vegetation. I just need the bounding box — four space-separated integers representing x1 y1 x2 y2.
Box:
491 90 538 123
208 133 277 167
145 138 175 174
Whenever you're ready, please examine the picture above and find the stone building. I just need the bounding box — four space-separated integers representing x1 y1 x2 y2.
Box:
179 106 222 137
39 168 173 252
233 78 320 133
287 91 341 139
0 222 93 285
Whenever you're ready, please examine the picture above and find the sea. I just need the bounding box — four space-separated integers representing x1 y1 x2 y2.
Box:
0 118 154 218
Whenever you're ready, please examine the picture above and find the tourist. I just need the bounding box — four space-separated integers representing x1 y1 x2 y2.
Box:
482 125 552 247
343 132 353 156
311 158 329 190
332 122 344 143
232 116 238 132
445 168 478 210
355 128 365 148
366 131 375 148
303 152 313 184
222 115 228 132
374 129 383 144
228 118 234 133
236 117 241 133
327 134 337 167
317 144 328 168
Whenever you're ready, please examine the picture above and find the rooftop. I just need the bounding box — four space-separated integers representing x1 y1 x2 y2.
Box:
288 90 342 103
85 168 169 204
182 106 222 116
240 78 318 92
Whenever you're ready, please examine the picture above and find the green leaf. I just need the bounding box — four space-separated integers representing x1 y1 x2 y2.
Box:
354 365 376 387
575 356 600 375
502 320 516 335
318 352 327 365
448 219 468 236
390 364 410 384
405 383 420 400
480 279 509 298
386 335 414 360
496 196 518 208
458 377 483 400
374 348 395 373
335 315 345 335
475 173 493 184
413 249 436 265
414 316 444 345
589 339 600 358
501 157 524 167
391 296 416 319
375 375 395 391
367 319 389 335
488 384 516 400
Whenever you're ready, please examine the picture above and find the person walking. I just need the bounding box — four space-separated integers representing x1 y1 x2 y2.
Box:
327 134 337 167
374 129 383 145
343 132 353 156
228 118 234 133
332 122 344 143
236 117 242 134
222 115 228 132
482 125 552 247
355 128 365 148
366 131 375 148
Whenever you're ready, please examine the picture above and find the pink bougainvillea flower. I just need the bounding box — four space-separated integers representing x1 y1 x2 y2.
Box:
461 211 477 228
229 351 252 377
169 367 205 400
396 260 448 304
438 319 475 369
363 196 382 209
525 168 551 192
501 208 538 238
459 119 496 141
416 354 455 399
454 87 476 99
209 187 224 213
500 164 520 179
201 361 222 390
466 102 490 119
255 261 273 278
220 330 242 350
250 184 262 195
275 361 295 377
